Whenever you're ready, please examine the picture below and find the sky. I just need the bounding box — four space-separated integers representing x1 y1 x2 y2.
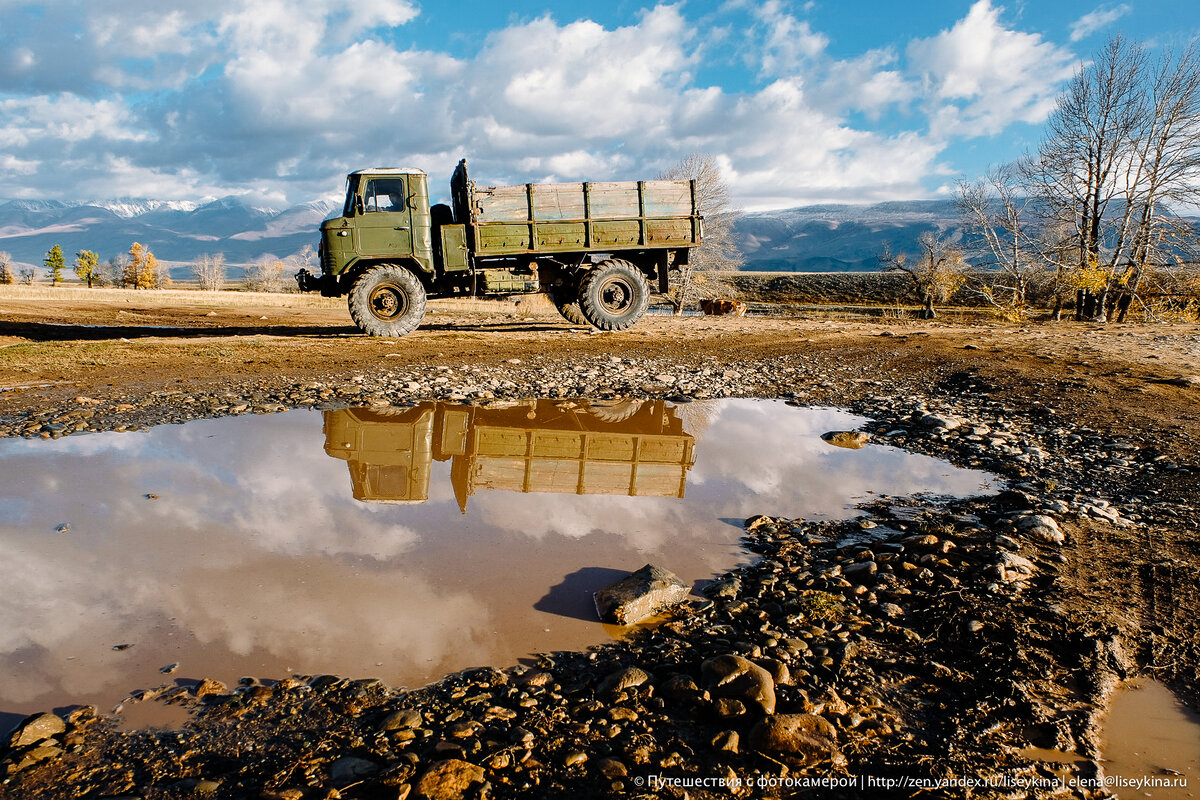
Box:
0 0 1196 211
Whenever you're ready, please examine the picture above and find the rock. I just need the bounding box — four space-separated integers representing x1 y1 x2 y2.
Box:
5 744 62 773
843 561 878 581
331 756 380 785
821 430 870 449
596 757 628 778
193 678 227 698
995 489 1034 510
701 654 776 715
1017 514 1064 544
1164 375 1200 388
713 730 740 753
415 759 485 800
6 713 66 749
593 564 689 625
597 666 651 695
749 714 844 765
878 603 905 619
996 551 1037 580
918 413 961 430
380 709 424 731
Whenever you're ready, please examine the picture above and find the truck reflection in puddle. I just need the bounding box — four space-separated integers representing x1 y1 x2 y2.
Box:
323 399 695 511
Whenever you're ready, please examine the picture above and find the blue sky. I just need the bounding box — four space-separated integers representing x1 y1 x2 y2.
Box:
0 0 1195 210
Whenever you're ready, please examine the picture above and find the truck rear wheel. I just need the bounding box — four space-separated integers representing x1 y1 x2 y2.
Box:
348 265 427 337
550 285 588 325
577 259 650 331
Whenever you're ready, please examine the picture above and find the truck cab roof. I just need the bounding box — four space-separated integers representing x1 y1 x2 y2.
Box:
349 167 427 176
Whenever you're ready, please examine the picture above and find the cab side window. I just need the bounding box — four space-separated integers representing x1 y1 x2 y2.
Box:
364 178 408 213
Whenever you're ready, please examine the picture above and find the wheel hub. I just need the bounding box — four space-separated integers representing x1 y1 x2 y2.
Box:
369 285 407 320
600 280 632 312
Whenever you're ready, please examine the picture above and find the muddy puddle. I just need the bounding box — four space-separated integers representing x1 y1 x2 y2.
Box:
0 398 993 728
1102 679 1200 799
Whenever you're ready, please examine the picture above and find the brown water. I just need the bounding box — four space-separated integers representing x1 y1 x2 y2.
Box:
0 398 993 727
1103 680 1200 799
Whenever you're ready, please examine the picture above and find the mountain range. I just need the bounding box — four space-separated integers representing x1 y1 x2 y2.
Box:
2 195 1193 277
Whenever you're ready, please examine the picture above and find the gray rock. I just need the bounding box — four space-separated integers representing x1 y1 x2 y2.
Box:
593 564 689 625
6 713 66 749
701 654 776 715
918 413 961 430
1018 514 1064 544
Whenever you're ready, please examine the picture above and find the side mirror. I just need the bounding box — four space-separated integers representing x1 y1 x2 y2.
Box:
354 196 365 216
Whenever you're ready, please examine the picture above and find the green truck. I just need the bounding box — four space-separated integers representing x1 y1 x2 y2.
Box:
296 160 703 336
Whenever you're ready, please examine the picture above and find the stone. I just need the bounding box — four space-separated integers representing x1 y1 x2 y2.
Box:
1017 514 1064 544
821 430 870 449
380 709 423 731
415 759 484 800
331 756 381 784
597 666 651 695
749 714 844 765
701 654 776 715
843 561 878 581
193 678 227 698
5 744 62 774
918 413 961 430
996 551 1037 580
6 713 66 749
878 603 905 619
593 564 689 625
596 758 628 778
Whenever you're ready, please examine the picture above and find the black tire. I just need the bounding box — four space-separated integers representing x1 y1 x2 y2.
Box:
555 300 589 325
577 259 650 331
348 265 427 337
549 285 589 325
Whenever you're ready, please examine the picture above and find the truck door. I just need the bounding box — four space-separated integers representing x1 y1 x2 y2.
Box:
356 176 414 258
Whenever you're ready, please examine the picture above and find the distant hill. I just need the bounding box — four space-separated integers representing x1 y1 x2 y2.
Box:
1 195 1193 278
0 198 338 278
734 200 967 272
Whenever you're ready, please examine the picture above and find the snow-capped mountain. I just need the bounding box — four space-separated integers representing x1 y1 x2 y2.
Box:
0 197 339 270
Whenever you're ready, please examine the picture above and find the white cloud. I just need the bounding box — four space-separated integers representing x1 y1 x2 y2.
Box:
0 0 1086 209
907 0 1077 136
1069 4 1132 42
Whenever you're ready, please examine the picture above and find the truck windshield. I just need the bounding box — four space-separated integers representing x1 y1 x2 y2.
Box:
343 174 362 217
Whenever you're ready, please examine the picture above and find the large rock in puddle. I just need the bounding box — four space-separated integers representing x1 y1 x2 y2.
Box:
821 430 870 449
594 564 689 625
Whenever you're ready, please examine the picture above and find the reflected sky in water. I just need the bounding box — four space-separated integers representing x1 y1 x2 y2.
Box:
0 400 993 717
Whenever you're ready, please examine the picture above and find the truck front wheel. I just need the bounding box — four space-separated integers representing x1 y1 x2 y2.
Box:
348 265 427 337
577 259 650 331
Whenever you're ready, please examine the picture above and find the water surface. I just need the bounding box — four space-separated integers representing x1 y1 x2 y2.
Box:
0 398 993 721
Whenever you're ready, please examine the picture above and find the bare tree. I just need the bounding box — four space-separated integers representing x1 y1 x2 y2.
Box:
1027 35 1200 322
657 153 743 313
879 231 967 319
192 253 227 291
244 256 288 292
1113 42 1200 320
0 252 13 285
956 161 1041 315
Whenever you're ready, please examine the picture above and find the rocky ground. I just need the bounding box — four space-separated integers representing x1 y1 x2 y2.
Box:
1 289 1199 799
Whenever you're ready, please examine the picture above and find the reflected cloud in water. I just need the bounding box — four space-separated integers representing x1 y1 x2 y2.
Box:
0 399 992 715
